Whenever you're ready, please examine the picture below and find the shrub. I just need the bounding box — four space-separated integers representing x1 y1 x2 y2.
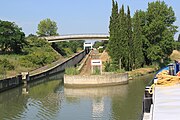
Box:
26 36 48 47
98 48 104 53
104 61 117 72
92 67 101 75
20 44 59 68
103 61 124 72
64 48 73 57
65 67 79 75
0 59 15 70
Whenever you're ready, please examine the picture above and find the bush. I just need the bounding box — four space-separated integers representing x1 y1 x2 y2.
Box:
104 61 111 72
0 59 15 70
104 61 117 72
27 37 48 47
64 48 74 57
103 61 124 72
65 67 79 75
98 48 104 53
115 69 125 73
20 45 59 68
92 67 101 75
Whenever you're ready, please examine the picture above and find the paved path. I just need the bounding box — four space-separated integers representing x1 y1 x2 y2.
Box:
80 50 100 75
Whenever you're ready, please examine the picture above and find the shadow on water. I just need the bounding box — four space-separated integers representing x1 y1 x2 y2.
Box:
0 72 154 120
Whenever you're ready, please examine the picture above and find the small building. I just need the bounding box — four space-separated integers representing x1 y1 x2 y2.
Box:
84 42 93 50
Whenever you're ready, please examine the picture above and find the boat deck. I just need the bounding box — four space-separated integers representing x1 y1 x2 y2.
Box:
152 84 180 120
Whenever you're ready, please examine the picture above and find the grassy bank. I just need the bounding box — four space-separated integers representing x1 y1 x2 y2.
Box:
0 36 84 79
0 36 61 78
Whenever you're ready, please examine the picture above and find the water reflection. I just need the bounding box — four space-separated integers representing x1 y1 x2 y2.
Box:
22 83 29 95
0 72 64 120
64 85 128 119
0 73 154 120
64 85 128 98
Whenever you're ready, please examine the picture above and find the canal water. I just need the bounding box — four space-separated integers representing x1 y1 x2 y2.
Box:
0 73 154 120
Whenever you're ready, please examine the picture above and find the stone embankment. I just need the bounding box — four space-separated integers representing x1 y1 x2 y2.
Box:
64 50 129 87
64 72 128 87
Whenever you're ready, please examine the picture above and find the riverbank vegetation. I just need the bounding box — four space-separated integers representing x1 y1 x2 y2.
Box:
65 67 80 75
107 0 178 72
0 19 83 78
0 35 61 77
52 41 84 57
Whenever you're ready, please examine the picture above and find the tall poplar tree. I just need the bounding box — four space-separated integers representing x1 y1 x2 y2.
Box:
108 0 119 68
132 11 144 69
118 5 129 70
126 6 133 70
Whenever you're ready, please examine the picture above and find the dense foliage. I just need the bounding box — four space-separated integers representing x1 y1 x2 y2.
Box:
132 11 144 69
108 0 119 69
93 41 108 53
93 41 104 49
52 40 84 57
0 18 84 77
20 36 60 67
143 1 177 64
108 0 178 71
37 18 58 36
0 20 26 53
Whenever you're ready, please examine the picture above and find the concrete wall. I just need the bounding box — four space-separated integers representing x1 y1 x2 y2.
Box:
0 50 86 92
0 75 22 92
29 50 86 82
64 73 128 87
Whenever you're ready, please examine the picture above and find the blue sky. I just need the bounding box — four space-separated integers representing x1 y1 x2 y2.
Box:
1 0 180 39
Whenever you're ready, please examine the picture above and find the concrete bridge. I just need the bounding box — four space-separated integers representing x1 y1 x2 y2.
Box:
42 34 109 43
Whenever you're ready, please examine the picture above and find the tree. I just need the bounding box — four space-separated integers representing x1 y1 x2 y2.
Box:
0 20 26 53
108 0 119 69
93 41 105 49
37 18 58 36
127 6 133 70
118 5 129 70
132 11 144 69
108 2 132 71
137 10 151 65
144 1 177 63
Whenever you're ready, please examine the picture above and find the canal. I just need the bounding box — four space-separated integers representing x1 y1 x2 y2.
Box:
0 72 154 120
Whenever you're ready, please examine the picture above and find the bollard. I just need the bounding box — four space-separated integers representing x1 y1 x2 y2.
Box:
21 72 29 84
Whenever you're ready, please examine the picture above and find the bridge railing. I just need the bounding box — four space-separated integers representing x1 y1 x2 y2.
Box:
50 33 109 36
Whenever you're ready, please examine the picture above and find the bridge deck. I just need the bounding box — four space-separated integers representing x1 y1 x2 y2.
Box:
152 84 180 120
42 34 109 42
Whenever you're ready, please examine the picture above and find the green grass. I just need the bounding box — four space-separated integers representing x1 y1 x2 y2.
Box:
0 55 30 76
65 67 79 75
0 36 83 78
92 67 101 75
